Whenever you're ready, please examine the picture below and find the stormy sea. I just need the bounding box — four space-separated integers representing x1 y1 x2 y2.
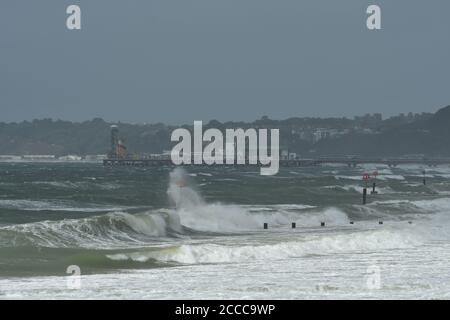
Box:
0 162 449 299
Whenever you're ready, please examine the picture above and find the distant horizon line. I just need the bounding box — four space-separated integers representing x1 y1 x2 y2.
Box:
1 108 443 127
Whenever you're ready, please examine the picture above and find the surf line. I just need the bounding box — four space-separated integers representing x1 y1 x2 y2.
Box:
170 121 280 175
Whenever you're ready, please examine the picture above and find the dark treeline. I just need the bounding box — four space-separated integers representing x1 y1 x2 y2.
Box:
0 106 449 157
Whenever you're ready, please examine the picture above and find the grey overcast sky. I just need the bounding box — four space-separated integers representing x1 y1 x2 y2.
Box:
0 0 449 124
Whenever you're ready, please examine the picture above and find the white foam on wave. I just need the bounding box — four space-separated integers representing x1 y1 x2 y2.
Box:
29 180 121 190
371 200 410 205
370 197 450 216
375 168 394 175
240 204 315 213
376 175 405 181
167 168 345 232
335 175 363 181
425 167 450 174
412 197 450 212
368 197 450 240
0 199 131 212
175 204 261 232
402 182 425 187
215 178 239 182
406 174 434 178
406 198 450 241
434 174 450 178
110 195 450 265
269 204 316 210
357 163 391 170
168 168 274 232
293 207 349 226
109 228 421 264
0 211 173 248
335 174 405 181
433 190 450 196
324 184 394 195
198 172 213 177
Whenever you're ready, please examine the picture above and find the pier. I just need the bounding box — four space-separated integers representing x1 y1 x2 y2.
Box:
103 157 450 167
104 125 450 167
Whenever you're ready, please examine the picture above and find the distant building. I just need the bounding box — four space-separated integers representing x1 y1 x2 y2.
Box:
289 152 297 160
354 113 383 128
58 155 83 161
85 155 107 162
313 129 331 143
22 155 56 161
0 155 22 161
280 150 298 160
116 140 128 159
108 125 129 159
109 125 119 158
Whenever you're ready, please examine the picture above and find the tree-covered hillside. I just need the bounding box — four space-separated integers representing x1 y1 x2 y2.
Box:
0 107 448 157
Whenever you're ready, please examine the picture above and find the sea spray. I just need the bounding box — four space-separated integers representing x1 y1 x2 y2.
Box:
168 168 204 209
167 168 260 232
166 168 351 232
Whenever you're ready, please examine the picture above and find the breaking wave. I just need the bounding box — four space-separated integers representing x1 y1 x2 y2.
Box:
3 167 450 255
167 168 349 232
107 228 422 264
0 168 351 249
0 211 177 248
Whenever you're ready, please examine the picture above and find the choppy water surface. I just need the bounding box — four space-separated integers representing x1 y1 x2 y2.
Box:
0 162 449 299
